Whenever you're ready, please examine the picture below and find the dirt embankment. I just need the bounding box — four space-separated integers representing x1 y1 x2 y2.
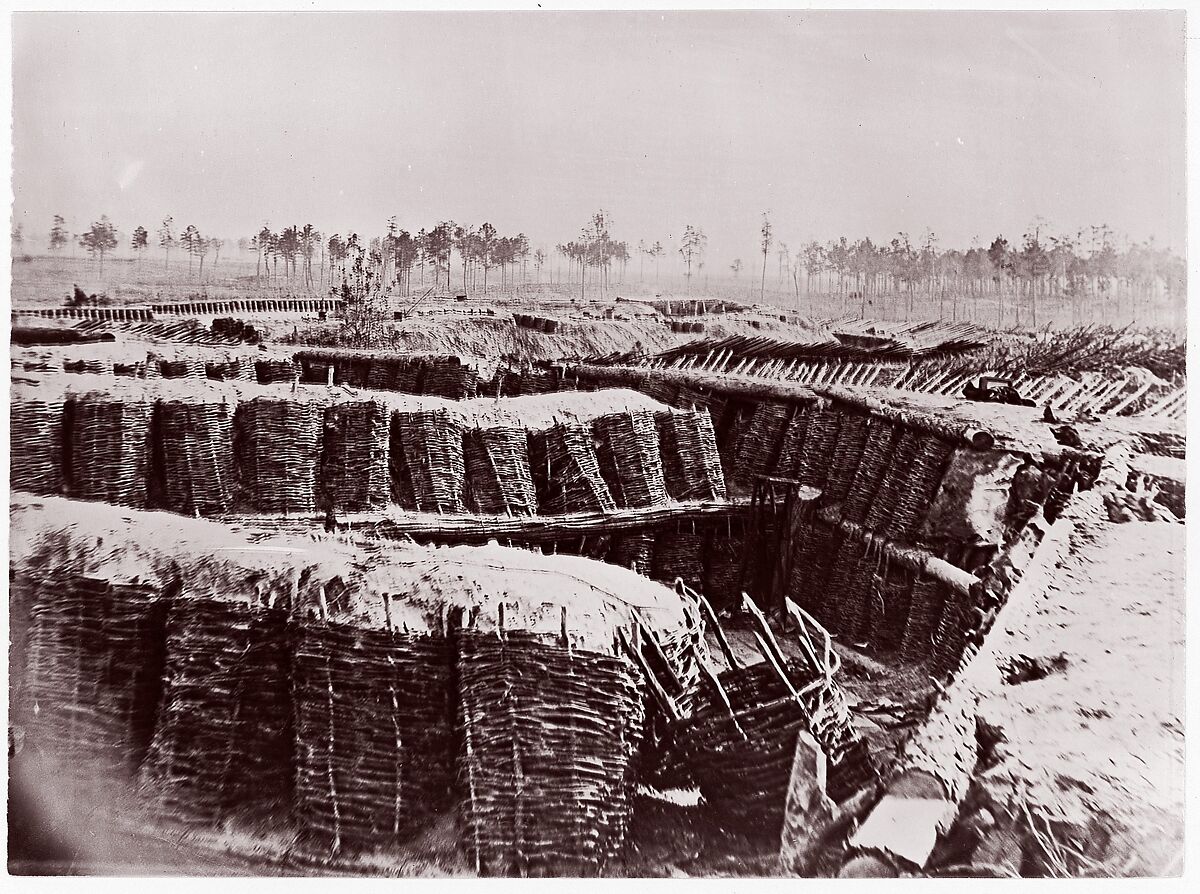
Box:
972 519 1185 876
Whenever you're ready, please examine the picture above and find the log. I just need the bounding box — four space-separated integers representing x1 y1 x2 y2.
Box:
815 505 979 597
234 498 752 543
812 385 995 450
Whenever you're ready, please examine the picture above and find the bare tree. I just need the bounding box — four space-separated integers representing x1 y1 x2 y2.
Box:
158 216 176 271
679 226 706 292
760 212 773 302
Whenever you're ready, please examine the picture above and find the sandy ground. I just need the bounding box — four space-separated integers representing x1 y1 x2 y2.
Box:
973 519 1185 876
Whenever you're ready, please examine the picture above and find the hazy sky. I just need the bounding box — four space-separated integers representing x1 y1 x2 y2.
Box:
11 10 1187 265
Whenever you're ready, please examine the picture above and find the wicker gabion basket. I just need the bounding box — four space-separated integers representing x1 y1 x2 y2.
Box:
423 356 480 400
842 419 902 524
795 405 842 489
593 410 669 509
160 357 206 379
155 393 237 517
234 395 324 513
391 408 467 514
528 422 615 515
141 594 295 825
67 389 153 508
884 435 955 542
321 399 392 512
10 383 65 496
292 616 455 860
464 424 538 516
731 401 792 486
457 629 645 877
255 358 301 385
774 403 812 479
863 429 923 534
900 577 949 664
23 574 167 780
824 411 871 503
606 531 656 576
702 526 745 612
651 529 705 593
654 408 726 502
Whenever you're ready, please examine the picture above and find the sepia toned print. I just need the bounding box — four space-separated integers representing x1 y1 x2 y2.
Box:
7 10 1186 879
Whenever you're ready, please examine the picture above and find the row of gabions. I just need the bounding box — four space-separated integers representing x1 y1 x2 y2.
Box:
11 567 645 876
10 386 726 518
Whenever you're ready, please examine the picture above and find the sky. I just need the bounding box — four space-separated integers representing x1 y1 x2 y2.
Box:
10 10 1188 267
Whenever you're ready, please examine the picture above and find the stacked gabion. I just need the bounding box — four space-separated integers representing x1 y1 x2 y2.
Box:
10 383 65 495
457 630 645 876
67 389 153 507
156 394 236 516
391 409 467 513
654 409 726 502
141 596 294 824
321 399 392 512
593 410 668 508
234 396 324 513
528 423 615 515
24 575 166 779
293 619 454 859
464 424 538 516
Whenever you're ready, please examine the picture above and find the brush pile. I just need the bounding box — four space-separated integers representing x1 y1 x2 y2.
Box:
661 604 869 840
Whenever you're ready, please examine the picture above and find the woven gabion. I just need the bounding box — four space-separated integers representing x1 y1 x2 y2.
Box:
731 401 792 486
141 597 294 825
156 396 236 516
67 393 153 508
234 397 323 513
655 409 726 502
529 423 615 515
391 409 467 514
842 420 902 525
606 532 656 576
899 577 949 665
293 621 454 859
457 630 645 877
255 358 300 384
10 392 65 495
464 425 538 516
24 576 166 779
321 400 392 512
651 530 705 593
593 410 669 509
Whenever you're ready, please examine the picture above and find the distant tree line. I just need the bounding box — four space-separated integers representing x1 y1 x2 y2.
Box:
34 211 1184 328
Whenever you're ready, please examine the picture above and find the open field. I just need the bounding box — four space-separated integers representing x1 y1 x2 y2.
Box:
12 254 1183 334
